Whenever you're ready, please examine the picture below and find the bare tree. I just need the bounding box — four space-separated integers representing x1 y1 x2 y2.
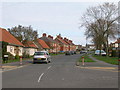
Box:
81 2 118 56
8 25 38 42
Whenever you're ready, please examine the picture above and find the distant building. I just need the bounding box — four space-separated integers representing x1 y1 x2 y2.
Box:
110 39 120 50
76 45 82 51
55 35 69 52
40 33 60 53
87 44 96 50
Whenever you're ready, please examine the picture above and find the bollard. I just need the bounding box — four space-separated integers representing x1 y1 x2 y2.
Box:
82 56 85 66
76 61 80 66
19 56 22 65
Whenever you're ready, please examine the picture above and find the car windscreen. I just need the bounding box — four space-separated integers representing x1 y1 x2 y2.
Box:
34 52 45 55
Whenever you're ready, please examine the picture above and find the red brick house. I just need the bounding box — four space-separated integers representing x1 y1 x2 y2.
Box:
55 35 69 52
40 33 60 53
0 28 24 56
68 40 76 51
64 38 73 51
34 39 50 52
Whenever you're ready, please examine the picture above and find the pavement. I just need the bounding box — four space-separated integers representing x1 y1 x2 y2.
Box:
2 53 119 88
1 58 33 72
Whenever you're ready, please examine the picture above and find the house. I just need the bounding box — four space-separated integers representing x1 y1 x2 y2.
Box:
0 28 24 56
76 45 82 51
67 40 76 51
110 39 120 50
55 35 69 52
87 44 96 50
40 33 60 53
34 39 50 52
63 38 76 51
64 38 72 51
22 41 38 56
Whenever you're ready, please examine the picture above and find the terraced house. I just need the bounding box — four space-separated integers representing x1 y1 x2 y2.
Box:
40 33 60 53
34 38 50 52
55 35 69 52
0 28 24 56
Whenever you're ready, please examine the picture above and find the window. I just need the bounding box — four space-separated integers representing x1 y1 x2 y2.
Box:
10 47 13 52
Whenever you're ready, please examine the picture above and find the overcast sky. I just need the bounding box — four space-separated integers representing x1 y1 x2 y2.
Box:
1 0 119 45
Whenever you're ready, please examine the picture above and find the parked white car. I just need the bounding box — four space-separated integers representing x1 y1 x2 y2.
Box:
33 51 51 64
95 50 106 56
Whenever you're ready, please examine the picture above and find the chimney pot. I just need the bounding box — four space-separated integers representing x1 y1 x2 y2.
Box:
43 33 46 37
48 35 53 39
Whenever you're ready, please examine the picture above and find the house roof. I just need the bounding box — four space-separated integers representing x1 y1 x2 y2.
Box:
37 39 50 49
23 41 38 48
115 39 120 43
56 37 68 45
40 36 56 43
0 28 24 46
64 40 72 45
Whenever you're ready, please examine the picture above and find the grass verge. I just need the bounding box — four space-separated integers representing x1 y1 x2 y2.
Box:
93 55 118 65
79 55 96 62
2 57 33 64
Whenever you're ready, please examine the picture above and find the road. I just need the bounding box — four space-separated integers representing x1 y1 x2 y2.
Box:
2 54 118 88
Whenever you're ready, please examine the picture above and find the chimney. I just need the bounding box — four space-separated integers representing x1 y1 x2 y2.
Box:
64 37 67 40
43 33 46 37
57 35 60 38
69 40 72 43
48 35 53 39
51 36 53 39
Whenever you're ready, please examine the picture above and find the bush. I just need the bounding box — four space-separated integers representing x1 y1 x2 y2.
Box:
22 52 30 58
15 55 20 60
112 50 117 57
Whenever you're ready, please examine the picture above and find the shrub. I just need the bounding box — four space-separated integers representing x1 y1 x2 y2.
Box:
15 55 20 60
22 52 30 58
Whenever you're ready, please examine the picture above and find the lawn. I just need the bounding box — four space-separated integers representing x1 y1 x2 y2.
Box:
93 55 119 65
79 55 96 62
2 57 33 64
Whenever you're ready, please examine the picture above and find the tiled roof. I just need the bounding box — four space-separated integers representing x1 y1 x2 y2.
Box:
23 41 38 48
37 39 50 49
115 39 120 43
40 37 56 43
56 38 68 45
0 28 24 46
64 40 72 45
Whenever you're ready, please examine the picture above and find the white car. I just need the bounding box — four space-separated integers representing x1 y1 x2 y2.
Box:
95 50 106 56
33 51 51 64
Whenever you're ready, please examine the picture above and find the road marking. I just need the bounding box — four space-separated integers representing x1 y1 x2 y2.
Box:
47 66 51 70
38 66 52 83
38 73 44 83
62 78 65 80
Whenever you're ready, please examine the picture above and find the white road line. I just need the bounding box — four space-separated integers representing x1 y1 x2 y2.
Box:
38 73 44 83
47 66 51 70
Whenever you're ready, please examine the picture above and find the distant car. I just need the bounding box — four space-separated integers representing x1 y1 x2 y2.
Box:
80 50 87 54
95 50 106 56
70 51 74 55
65 51 71 55
33 51 51 64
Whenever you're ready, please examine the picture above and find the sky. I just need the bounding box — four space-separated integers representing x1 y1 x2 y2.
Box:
0 0 119 46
